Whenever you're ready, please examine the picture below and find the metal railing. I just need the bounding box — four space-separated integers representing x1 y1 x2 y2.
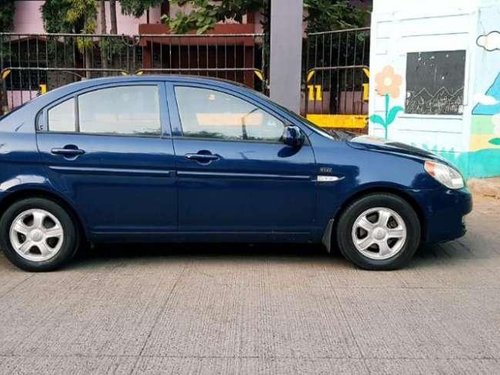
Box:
0 32 266 113
303 27 370 131
1 28 370 125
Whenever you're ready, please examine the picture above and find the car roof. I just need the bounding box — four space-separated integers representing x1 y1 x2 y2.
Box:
56 74 246 92
29 74 255 110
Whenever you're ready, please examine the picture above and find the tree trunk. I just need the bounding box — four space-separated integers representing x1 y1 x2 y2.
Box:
109 0 117 73
110 0 117 34
85 50 92 79
99 0 108 77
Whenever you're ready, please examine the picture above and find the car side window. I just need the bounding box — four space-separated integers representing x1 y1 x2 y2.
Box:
175 86 285 142
46 85 161 136
78 86 161 136
47 98 76 132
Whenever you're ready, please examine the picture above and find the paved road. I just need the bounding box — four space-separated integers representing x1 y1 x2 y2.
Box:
0 196 499 375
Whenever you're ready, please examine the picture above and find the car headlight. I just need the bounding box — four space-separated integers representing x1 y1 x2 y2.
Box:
424 160 464 189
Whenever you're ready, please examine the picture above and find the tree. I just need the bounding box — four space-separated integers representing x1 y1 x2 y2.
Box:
41 0 96 34
0 0 16 32
120 0 164 18
109 0 118 34
304 0 367 33
41 0 97 78
162 0 367 34
164 0 263 34
99 0 109 75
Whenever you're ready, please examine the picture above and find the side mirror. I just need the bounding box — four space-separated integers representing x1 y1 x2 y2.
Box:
282 125 305 148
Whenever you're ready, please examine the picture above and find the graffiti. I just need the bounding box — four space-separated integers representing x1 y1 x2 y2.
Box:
406 87 463 115
405 50 466 115
477 31 500 51
369 65 403 140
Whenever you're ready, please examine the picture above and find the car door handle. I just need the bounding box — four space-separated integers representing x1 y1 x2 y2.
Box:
184 153 220 162
51 147 85 156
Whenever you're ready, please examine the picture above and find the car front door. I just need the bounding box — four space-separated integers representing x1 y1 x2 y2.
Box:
36 83 177 237
168 83 317 239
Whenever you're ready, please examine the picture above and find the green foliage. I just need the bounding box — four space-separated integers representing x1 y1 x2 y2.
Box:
41 0 74 33
489 138 500 146
41 0 97 64
0 0 15 32
120 0 164 18
41 0 97 34
163 0 262 34
304 0 367 33
163 0 365 34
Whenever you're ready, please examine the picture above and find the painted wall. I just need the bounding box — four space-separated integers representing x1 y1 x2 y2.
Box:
369 0 500 178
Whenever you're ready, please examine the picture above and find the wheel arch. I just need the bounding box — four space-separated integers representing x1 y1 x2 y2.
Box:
0 188 89 243
323 186 426 253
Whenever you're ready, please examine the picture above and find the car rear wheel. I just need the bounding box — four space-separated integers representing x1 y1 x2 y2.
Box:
0 198 79 272
336 193 421 270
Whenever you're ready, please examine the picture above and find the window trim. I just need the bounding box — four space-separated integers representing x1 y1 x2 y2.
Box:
170 83 290 144
39 82 169 138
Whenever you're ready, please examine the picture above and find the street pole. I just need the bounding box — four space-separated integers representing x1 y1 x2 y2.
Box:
269 0 303 114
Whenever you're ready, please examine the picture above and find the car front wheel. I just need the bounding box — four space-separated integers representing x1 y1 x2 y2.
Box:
0 198 79 272
336 193 421 270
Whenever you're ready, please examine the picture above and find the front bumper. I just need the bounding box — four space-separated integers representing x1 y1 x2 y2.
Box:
411 187 473 244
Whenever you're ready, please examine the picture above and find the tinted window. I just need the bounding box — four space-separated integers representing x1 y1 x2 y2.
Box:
48 98 76 132
78 86 161 136
175 86 285 142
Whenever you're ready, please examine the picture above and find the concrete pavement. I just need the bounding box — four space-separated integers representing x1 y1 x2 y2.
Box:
0 195 499 374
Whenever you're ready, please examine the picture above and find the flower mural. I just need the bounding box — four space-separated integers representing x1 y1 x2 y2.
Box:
374 65 402 98
370 65 404 139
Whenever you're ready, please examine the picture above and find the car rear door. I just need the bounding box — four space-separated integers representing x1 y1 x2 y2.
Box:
168 82 317 239
36 82 177 238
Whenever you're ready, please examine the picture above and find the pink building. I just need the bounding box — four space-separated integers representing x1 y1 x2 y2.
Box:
11 1 262 35
2 1 263 112
12 0 161 35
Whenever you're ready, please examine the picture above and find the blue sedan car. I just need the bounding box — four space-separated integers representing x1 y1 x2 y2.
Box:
0 76 472 272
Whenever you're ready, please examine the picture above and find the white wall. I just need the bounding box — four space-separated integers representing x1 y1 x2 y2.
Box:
368 0 480 153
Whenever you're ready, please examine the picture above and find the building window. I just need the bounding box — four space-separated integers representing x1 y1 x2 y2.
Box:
405 50 466 115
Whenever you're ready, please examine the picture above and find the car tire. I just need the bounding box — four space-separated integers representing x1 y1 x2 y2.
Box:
0 198 79 272
335 193 421 270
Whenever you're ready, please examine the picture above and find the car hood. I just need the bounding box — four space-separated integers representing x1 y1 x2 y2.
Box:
347 135 445 162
